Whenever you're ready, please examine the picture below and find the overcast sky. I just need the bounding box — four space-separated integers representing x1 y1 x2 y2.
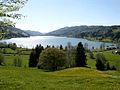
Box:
15 0 120 33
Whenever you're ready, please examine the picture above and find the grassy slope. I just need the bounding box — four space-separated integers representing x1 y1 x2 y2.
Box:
0 66 120 90
4 55 29 67
1 48 120 90
103 51 120 70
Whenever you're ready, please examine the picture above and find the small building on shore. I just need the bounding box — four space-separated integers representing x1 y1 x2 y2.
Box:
105 45 117 50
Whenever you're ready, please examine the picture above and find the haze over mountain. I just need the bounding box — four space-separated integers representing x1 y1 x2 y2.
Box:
0 26 30 39
24 30 43 36
1 25 120 43
0 26 44 39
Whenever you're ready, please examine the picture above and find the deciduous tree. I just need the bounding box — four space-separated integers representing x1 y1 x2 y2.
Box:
38 48 66 71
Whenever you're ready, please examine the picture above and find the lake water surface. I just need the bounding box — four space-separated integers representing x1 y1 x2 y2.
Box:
0 36 115 49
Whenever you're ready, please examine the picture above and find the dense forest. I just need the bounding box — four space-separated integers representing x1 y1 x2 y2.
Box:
46 25 120 43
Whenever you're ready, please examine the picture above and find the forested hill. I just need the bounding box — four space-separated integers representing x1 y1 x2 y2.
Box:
0 26 30 39
46 25 120 42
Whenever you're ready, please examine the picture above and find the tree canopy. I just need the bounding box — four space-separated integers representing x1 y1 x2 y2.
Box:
38 48 67 71
0 0 28 26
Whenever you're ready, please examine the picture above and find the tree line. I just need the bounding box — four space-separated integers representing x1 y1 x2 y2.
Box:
0 41 117 71
29 42 116 71
29 42 87 71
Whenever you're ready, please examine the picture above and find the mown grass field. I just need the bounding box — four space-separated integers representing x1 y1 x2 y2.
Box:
0 48 120 90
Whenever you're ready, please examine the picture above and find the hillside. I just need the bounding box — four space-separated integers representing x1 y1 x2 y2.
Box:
0 66 120 90
0 26 30 39
1 47 120 89
46 25 120 42
24 30 43 36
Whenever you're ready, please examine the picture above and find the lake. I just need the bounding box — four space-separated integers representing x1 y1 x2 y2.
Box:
0 36 116 49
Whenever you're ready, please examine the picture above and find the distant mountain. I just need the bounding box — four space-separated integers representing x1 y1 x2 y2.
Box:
46 25 120 42
0 26 30 39
24 30 43 36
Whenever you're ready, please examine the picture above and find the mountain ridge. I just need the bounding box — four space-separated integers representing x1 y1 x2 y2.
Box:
24 30 43 36
45 25 120 42
0 26 30 39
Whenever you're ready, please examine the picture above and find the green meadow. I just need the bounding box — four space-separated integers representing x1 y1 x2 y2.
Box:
0 48 120 90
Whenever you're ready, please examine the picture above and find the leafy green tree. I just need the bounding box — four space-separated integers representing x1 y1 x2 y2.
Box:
96 53 107 71
13 55 22 67
0 0 28 39
75 42 87 67
0 0 28 26
8 43 17 50
38 48 67 71
65 43 76 68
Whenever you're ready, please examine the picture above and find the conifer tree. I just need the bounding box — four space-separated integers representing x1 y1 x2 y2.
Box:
75 42 87 67
60 45 63 50
29 44 44 67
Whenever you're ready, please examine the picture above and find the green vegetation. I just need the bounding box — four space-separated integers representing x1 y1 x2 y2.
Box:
0 26 30 39
29 44 44 67
75 42 87 67
38 48 67 71
0 0 28 39
96 53 107 71
46 25 120 43
2 1 120 89
0 66 120 90
101 51 120 70
0 43 120 89
0 0 27 26
0 54 5 65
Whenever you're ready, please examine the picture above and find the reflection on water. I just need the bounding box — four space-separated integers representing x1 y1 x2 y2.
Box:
0 36 115 49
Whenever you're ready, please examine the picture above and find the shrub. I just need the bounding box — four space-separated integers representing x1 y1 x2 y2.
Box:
38 48 67 71
13 56 22 67
106 62 111 70
8 43 17 50
66 47 76 68
89 51 95 59
111 65 117 70
96 53 107 71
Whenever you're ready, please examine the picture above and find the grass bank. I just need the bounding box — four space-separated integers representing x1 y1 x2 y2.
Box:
0 66 120 90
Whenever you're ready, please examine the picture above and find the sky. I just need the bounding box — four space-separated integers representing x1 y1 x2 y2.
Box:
15 0 120 33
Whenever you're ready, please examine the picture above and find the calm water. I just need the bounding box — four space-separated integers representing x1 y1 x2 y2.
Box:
0 36 115 49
